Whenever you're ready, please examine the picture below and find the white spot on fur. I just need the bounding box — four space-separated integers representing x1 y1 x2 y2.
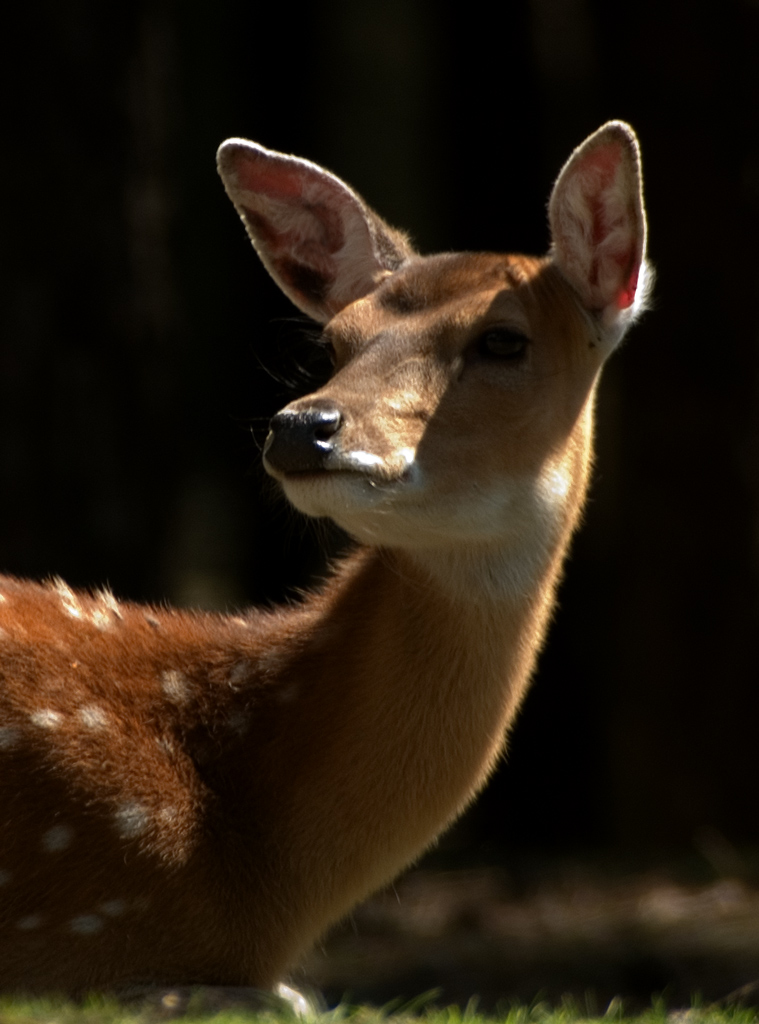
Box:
97 588 123 620
157 806 180 825
161 669 189 703
78 705 109 729
17 914 43 930
0 726 20 750
70 914 104 935
52 578 82 619
30 709 62 729
227 661 251 688
99 899 127 917
90 607 111 631
0 869 13 886
42 824 75 852
114 803 149 839
0 592 6 602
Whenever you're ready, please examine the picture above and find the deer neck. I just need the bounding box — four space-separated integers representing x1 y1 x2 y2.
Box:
264 431 593 823
233 538 562 980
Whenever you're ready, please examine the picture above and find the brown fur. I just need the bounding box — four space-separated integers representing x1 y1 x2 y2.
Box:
0 123 649 994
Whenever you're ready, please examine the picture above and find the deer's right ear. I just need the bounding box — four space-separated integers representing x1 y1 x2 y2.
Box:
217 139 414 323
549 121 650 342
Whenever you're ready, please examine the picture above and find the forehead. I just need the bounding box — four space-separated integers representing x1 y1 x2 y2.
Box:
374 252 542 317
328 252 591 360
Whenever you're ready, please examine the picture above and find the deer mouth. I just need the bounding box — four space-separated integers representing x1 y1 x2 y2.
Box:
265 444 417 487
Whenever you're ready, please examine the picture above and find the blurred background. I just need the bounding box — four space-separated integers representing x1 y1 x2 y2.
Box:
2 0 759 1006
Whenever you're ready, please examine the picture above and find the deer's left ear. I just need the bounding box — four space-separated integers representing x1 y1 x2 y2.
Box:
549 121 650 340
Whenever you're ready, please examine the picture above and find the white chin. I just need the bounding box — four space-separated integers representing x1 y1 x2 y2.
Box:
282 466 568 553
280 470 424 546
281 470 390 517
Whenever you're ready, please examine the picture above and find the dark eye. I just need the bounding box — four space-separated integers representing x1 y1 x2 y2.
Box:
322 339 336 367
476 328 528 360
314 336 336 371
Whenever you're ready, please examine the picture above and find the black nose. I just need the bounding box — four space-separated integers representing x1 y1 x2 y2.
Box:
263 406 342 474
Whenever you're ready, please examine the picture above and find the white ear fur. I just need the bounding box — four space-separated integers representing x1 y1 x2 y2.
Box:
549 121 651 344
217 139 414 323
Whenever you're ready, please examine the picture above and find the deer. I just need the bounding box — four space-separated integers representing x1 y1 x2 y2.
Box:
0 121 649 997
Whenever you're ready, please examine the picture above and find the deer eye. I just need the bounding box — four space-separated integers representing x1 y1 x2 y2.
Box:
322 340 336 367
313 336 337 371
476 328 528 360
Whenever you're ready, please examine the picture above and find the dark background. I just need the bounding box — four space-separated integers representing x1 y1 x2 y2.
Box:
2 0 758 860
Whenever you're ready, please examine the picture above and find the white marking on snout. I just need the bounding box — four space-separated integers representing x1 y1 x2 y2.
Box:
347 450 384 468
343 446 418 480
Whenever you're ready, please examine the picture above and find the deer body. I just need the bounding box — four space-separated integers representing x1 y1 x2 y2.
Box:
0 123 649 993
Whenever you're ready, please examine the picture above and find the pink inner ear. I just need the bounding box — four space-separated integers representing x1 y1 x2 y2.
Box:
580 142 640 310
584 144 622 190
617 265 639 310
233 153 305 201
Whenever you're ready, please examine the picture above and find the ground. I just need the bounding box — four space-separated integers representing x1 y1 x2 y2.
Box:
299 858 759 1012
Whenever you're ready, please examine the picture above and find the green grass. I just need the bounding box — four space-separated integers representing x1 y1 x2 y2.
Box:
0 995 757 1024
